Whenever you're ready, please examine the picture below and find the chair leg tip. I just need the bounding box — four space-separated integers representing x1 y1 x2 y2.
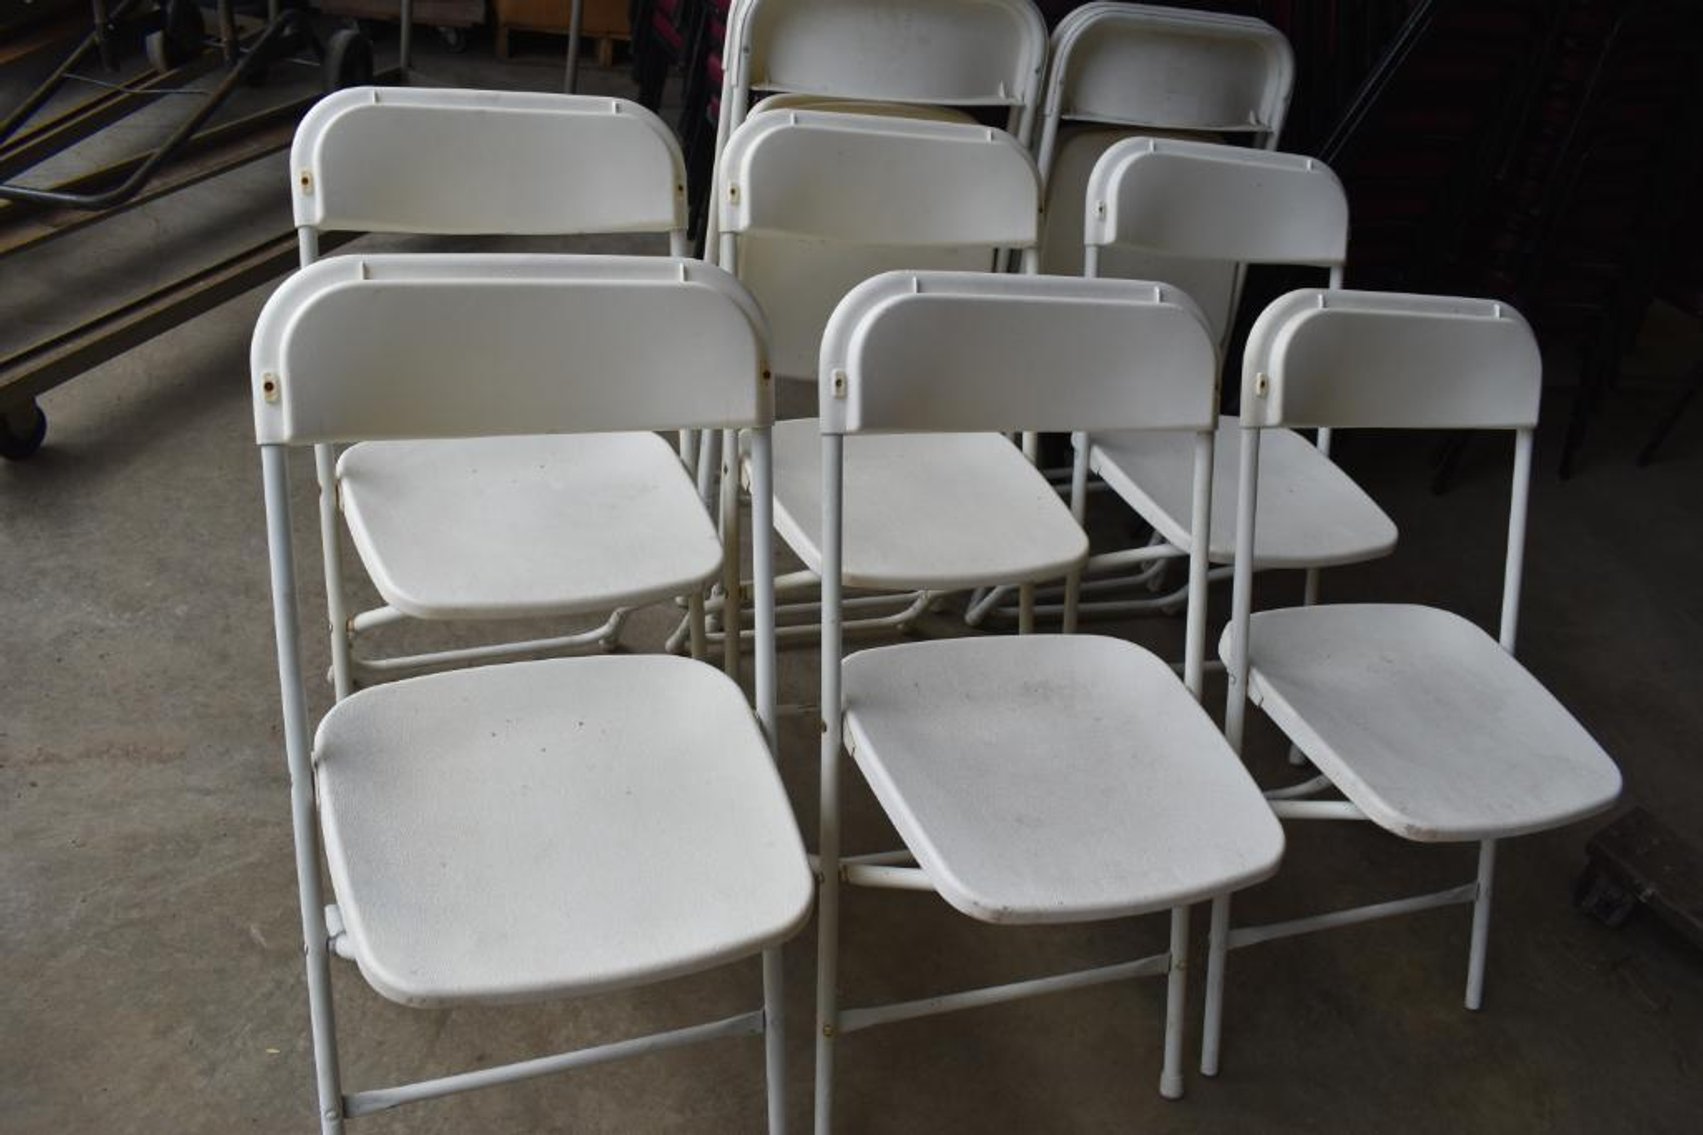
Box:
1160 1072 1185 1100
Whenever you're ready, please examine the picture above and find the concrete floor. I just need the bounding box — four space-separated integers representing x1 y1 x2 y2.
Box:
5 32 1703 1135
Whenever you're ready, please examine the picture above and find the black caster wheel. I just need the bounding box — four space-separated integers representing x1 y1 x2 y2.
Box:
145 0 207 73
437 26 470 53
0 402 47 460
323 28 374 92
1573 862 1638 928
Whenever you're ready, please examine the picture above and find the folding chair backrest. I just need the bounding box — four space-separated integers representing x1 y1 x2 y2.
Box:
1042 3 1292 146
252 254 770 445
1085 138 1348 346
726 0 1048 136
719 109 1040 380
1232 287 1542 658
1035 4 1293 277
291 87 687 238
1240 289 1541 431
819 270 1217 435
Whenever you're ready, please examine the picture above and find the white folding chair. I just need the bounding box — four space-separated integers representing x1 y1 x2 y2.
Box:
1034 2 1293 280
698 109 1054 659
702 0 1049 250
972 138 1392 631
1056 138 1397 629
811 270 1285 1129
1203 288 1623 1077
290 87 706 698
719 0 1047 138
966 3 1296 625
253 252 810 1133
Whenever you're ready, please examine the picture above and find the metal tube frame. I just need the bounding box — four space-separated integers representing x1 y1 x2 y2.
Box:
1266 799 1366 821
1206 413 1530 1077
813 400 1224 1128
297 228 354 703
346 612 630 676
838 951 1172 1037
261 446 345 1133
1262 772 1333 800
748 425 786 1134
976 545 1215 626
0 4 298 211
262 210 789 1120
260 416 790 1131
563 0 584 93
1226 881 1480 952
816 433 845 1133
678 588 939 654
345 1011 766 1118
0 0 151 145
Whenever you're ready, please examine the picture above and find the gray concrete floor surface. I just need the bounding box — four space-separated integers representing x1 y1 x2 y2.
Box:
5 34 1703 1135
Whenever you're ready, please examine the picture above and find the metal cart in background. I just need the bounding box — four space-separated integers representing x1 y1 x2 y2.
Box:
0 1 411 458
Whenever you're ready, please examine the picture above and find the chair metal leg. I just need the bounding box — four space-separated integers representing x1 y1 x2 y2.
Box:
1289 568 1323 766
1063 434 1089 634
688 589 707 662
814 817 840 1134
314 445 353 702
265 448 348 1132
721 428 742 679
307 933 346 1134
1466 839 1496 1010
1201 893 1230 1077
817 423 844 1135
763 946 787 1135
1160 906 1189 1100
697 424 721 511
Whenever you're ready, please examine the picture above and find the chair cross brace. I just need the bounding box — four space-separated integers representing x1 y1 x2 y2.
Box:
342 1010 768 1118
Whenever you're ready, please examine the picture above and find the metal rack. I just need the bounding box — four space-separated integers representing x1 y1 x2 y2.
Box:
0 0 411 458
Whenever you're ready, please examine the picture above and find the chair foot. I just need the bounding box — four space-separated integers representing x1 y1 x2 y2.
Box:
1201 894 1230 1076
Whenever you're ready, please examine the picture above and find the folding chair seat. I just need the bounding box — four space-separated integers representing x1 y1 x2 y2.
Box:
318 654 806 1005
1086 421 1392 571
1233 604 1619 842
700 109 1069 652
337 433 721 620
1202 288 1622 1076
289 87 710 696
767 430 1084 591
254 252 809 1131
810 271 1284 1127
842 634 1283 921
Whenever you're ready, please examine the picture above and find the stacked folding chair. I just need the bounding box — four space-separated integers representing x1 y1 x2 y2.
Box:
253 250 810 1133
290 88 720 698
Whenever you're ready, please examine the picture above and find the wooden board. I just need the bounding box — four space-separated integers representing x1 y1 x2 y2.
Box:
1577 807 1703 951
494 0 630 61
